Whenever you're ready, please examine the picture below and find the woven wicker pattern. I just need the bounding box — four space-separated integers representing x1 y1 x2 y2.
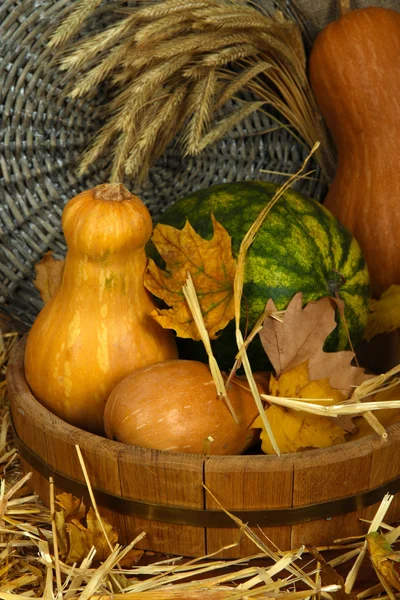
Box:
1 0 328 328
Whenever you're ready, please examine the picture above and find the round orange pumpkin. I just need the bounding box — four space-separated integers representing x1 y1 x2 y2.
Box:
104 360 261 455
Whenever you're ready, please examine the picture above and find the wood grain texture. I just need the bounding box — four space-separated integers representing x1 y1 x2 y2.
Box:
7 338 400 558
364 423 400 525
118 444 205 556
290 438 374 548
8 338 127 541
204 454 294 557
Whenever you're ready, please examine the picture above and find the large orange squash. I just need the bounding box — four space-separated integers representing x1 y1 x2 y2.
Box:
309 7 400 297
104 360 261 455
24 183 177 434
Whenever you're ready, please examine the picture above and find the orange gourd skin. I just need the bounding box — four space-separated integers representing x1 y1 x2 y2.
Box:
309 7 400 297
104 360 261 455
24 184 178 434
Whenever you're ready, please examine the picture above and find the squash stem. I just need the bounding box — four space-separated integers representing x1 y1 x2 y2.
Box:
93 183 133 202
339 0 352 17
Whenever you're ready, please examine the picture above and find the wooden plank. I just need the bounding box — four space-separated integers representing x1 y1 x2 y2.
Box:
204 454 294 558
364 423 400 525
8 338 127 542
291 439 374 549
118 445 206 557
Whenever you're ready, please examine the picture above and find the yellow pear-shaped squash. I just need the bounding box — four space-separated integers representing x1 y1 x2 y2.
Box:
24 183 177 434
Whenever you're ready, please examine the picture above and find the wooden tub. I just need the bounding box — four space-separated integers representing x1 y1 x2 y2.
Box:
7 338 400 558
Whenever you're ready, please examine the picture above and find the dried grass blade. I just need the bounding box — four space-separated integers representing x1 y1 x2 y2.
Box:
70 44 131 98
0 409 9 455
226 307 269 388
64 547 97 600
352 364 400 401
215 61 272 111
0 472 32 522
49 478 62 598
261 395 400 416
125 84 188 181
151 33 251 60
59 16 138 71
197 101 265 152
182 273 238 424
75 445 116 556
135 13 191 45
202 484 277 556
78 537 145 600
374 572 398 600
49 0 103 48
0 593 35 600
136 0 221 21
77 123 118 176
385 522 400 546
184 70 216 155
37 539 54 600
233 143 320 456
200 44 259 68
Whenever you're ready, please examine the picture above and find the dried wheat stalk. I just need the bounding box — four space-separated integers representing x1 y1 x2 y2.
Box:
49 0 335 184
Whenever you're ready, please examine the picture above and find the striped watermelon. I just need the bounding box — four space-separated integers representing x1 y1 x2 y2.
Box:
152 181 371 370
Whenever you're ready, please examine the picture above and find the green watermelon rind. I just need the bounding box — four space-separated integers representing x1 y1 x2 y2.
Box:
151 181 371 370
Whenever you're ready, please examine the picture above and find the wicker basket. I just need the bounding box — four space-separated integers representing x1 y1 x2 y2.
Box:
0 0 328 329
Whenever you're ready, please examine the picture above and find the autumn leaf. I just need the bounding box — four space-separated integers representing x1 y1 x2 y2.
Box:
308 547 358 600
253 404 346 454
144 215 236 340
54 493 86 557
34 251 64 302
364 285 400 341
259 293 337 377
65 507 118 564
253 362 347 454
308 348 371 396
269 361 345 405
259 293 370 396
347 380 400 441
366 531 400 591
55 493 118 564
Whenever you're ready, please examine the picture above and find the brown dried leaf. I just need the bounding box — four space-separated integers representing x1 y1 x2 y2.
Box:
56 492 86 520
308 349 369 396
144 215 236 340
260 293 370 397
34 251 64 303
118 548 145 567
308 547 359 600
259 292 337 376
367 531 400 591
55 494 118 564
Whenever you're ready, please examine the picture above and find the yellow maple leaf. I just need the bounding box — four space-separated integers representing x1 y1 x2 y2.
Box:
269 361 346 405
253 362 346 454
34 251 64 302
144 215 236 340
364 285 400 341
253 405 346 454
